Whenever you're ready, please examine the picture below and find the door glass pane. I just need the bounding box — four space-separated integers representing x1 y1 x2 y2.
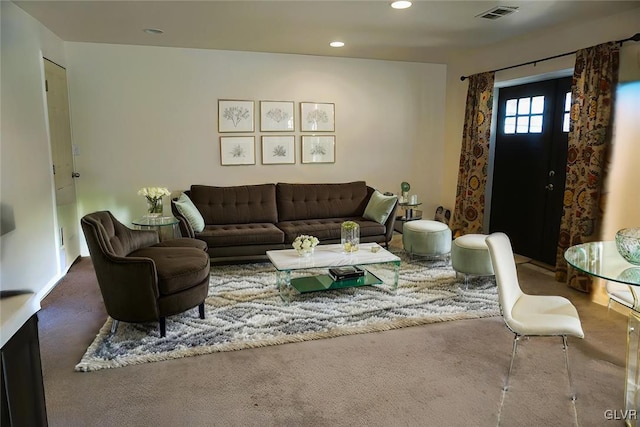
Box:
563 112 570 132
517 116 529 133
531 96 544 114
505 99 517 116
565 92 571 111
504 117 516 134
518 98 531 115
530 115 543 133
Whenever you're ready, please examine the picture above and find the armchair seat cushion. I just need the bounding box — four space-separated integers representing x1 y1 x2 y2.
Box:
130 247 210 296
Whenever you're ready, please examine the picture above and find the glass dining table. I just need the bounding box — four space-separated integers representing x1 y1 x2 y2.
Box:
565 241 639 426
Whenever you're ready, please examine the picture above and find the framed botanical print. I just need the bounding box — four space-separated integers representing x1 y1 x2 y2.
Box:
218 99 255 132
300 102 335 132
260 101 295 132
261 136 295 164
220 136 255 165
301 135 335 164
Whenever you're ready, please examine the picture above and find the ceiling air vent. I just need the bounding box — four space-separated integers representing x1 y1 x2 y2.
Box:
476 6 519 20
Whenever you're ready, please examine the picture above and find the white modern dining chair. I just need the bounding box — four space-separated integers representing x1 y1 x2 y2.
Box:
485 232 585 400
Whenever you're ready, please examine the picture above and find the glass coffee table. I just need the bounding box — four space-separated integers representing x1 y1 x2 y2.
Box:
266 243 401 303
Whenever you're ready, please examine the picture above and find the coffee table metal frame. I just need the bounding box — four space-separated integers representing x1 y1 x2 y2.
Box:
266 243 401 303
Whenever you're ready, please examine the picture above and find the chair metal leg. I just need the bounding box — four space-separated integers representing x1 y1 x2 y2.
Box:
159 317 166 337
198 302 205 319
562 335 577 401
109 319 119 335
504 334 520 391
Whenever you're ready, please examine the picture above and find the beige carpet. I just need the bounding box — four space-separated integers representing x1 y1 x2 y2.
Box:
38 237 629 426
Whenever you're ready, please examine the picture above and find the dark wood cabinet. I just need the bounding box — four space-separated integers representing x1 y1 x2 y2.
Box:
1 313 48 426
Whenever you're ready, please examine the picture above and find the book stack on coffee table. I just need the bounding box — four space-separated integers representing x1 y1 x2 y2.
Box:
328 266 365 282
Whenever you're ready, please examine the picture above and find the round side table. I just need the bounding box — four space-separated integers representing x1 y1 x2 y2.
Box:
132 216 180 242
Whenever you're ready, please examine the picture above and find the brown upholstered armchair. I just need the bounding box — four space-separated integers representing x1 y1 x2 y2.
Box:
81 211 210 337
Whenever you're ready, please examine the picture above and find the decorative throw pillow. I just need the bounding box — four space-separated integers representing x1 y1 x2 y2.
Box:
363 190 397 225
173 193 205 233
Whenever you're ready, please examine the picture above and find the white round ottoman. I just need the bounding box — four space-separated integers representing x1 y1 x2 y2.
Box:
402 220 452 259
451 234 494 285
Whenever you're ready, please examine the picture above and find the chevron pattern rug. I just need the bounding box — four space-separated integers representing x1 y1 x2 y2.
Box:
76 251 499 372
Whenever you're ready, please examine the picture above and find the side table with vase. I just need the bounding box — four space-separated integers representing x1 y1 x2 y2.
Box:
394 201 423 233
132 216 180 242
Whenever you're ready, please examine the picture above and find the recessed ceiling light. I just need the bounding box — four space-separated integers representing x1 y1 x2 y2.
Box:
391 1 412 9
330 41 345 48
143 28 164 35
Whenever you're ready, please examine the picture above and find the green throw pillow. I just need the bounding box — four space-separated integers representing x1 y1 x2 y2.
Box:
363 190 397 224
173 193 205 233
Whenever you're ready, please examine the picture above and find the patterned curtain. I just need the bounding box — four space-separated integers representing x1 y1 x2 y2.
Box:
450 72 495 238
555 42 620 291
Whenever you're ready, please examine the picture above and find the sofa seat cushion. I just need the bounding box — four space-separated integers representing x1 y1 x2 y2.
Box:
277 218 385 244
197 223 284 247
152 238 208 252
129 247 210 296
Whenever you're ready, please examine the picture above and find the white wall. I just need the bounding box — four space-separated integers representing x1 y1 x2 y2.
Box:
442 7 640 219
0 2 67 297
65 43 447 254
602 80 640 238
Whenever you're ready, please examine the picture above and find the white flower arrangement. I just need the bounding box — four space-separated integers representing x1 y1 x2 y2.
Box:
138 187 171 200
292 234 319 253
138 187 170 215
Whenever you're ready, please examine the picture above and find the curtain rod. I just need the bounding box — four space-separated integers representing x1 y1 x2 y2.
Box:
460 32 640 81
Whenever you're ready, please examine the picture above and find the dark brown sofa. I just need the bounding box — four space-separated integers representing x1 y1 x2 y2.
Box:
171 181 397 261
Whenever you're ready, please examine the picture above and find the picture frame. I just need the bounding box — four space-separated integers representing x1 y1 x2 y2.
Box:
260 101 295 132
301 135 335 164
220 136 255 165
218 99 255 133
300 102 335 132
261 136 295 165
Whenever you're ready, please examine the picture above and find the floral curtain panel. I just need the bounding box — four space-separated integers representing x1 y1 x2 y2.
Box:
450 72 495 238
555 42 620 291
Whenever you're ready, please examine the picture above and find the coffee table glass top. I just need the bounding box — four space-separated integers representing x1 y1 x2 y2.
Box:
266 243 400 271
564 241 640 286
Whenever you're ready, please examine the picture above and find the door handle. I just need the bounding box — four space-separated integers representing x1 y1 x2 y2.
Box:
545 184 554 191
72 172 80 178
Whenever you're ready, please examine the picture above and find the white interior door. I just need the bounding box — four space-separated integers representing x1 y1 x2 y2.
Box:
44 58 80 271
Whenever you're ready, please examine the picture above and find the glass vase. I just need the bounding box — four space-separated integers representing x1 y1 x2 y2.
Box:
296 247 314 257
341 221 360 253
147 198 163 217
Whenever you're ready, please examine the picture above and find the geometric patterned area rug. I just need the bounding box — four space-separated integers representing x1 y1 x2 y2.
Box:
76 250 499 372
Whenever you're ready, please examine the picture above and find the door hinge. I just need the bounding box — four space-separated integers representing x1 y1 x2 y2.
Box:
45 80 49 92
52 164 56 175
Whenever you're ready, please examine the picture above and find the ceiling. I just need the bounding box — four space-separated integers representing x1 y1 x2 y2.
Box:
14 0 640 63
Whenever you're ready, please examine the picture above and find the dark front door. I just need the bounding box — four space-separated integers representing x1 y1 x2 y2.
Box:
490 77 571 265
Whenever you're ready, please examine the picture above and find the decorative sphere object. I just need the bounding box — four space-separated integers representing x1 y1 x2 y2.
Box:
615 228 640 265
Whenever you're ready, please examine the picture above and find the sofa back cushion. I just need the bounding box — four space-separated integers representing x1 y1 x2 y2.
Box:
276 181 370 221
189 184 278 225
